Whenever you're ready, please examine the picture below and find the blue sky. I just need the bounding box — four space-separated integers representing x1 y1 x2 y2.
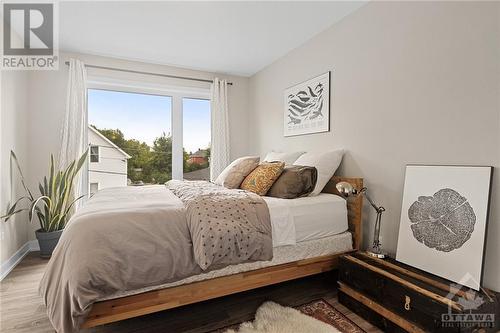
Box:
182 98 211 153
88 89 210 153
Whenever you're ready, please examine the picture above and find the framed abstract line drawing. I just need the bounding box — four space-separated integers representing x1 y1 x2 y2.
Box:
284 72 330 137
396 165 493 290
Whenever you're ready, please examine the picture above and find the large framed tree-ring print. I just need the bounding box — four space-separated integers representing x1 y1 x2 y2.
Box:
396 165 492 290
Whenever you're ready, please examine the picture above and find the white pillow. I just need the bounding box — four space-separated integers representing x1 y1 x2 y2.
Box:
214 156 260 189
263 151 305 165
293 149 344 196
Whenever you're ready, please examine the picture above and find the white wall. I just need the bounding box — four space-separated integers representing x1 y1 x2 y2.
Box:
26 52 250 238
248 1 500 291
0 58 30 263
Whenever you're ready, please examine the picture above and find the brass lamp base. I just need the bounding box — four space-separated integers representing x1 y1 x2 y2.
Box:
366 250 386 259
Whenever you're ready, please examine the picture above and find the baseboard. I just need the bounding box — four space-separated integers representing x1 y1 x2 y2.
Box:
29 239 40 251
0 240 39 281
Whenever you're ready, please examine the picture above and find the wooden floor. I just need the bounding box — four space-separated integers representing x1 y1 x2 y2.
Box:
0 252 382 333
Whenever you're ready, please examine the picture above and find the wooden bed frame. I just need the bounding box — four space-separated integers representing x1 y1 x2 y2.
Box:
82 176 364 328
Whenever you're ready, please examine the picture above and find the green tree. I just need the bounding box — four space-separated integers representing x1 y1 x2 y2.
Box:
150 132 172 183
124 139 152 183
92 127 127 148
183 150 191 172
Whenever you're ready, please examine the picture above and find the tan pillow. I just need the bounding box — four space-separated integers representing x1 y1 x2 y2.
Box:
240 161 285 196
215 156 260 189
267 165 318 199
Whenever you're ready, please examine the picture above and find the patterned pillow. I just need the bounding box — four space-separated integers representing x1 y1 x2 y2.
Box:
240 161 286 196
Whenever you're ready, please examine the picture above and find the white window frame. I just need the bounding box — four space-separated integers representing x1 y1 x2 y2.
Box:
90 145 100 163
87 76 210 181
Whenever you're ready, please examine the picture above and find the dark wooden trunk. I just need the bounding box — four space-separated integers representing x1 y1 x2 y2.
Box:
338 252 499 333
338 291 409 333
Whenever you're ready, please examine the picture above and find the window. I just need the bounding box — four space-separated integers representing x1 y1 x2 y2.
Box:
183 98 211 180
89 183 99 196
87 85 210 193
90 145 99 163
87 89 172 190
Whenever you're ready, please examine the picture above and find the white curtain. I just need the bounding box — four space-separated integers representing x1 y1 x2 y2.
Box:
210 78 231 181
59 58 88 208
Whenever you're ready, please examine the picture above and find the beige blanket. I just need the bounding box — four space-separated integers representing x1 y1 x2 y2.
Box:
39 182 272 333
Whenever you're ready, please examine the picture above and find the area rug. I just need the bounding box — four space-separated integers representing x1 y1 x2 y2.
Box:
210 299 365 333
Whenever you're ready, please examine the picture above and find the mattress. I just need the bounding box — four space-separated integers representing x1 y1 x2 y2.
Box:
99 231 353 301
264 193 348 247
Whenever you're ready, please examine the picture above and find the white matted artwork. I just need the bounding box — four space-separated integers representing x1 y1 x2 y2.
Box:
396 165 492 290
284 72 330 137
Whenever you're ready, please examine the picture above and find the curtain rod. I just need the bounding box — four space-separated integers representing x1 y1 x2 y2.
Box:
64 61 233 86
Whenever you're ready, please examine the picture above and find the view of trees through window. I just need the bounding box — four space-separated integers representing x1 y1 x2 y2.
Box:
87 89 210 195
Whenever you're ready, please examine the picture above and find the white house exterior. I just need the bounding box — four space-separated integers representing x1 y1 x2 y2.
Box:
88 126 131 196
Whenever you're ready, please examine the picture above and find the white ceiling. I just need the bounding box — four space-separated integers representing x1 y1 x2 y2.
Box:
57 1 366 77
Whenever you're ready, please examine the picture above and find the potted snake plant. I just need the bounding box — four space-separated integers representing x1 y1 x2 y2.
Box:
1 150 88 257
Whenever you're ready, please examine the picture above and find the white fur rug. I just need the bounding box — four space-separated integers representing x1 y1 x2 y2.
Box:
224 302 341 333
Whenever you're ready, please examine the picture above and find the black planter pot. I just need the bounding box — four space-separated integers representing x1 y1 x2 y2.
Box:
35 229 63 258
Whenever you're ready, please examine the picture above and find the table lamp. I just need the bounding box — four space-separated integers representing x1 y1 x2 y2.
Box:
336 181 386 258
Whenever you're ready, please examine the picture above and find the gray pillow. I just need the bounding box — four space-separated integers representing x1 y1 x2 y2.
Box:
215 156 260 189
267 165 318 199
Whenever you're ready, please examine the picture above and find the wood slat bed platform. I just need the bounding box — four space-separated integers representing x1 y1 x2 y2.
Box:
82 176 364 328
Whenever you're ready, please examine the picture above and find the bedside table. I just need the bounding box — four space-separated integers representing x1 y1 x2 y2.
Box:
338 252 499 333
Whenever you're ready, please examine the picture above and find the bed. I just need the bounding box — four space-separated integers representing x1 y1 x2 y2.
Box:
40 176 363 332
